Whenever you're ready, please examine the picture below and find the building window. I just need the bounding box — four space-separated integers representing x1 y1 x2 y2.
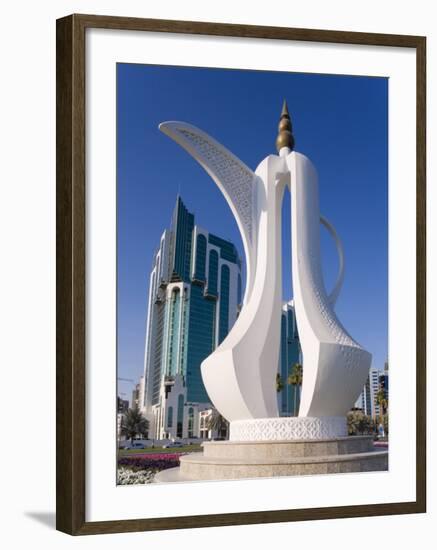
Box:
194 234 207 282
207 249 219 296
219 265 230 344
199 414 208 439
177 394 184 438
237 272 242 305
167 406 173 428
188 407 194 438
185 283 216 403
167 288 181 376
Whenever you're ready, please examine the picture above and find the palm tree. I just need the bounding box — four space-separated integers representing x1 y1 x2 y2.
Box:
375 387 388 438
347 410 359 435
206 409 229 439
120 406 149 444
287 362 303 416
347 410 371 435
375 387 388 423
357 413 371 435
276 373 284 393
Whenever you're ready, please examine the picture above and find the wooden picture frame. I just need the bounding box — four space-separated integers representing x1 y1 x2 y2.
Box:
56 13 426 535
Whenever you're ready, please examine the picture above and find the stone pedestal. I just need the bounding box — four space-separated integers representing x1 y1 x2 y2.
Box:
154 436 388 483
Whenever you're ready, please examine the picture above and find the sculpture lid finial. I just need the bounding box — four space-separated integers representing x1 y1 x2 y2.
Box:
276 99 295 153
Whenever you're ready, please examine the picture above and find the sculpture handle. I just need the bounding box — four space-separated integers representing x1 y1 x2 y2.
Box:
320 215 344 307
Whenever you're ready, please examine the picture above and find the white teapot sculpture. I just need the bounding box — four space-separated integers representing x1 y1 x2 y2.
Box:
160 101 371 441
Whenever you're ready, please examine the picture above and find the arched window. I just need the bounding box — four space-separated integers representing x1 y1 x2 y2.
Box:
194 234 207 282
188 407 194 438
167 406 173 428
167 288 181 376
177 394 184 438
207 249 219 296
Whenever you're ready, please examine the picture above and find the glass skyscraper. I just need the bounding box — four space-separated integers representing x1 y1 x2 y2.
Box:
143 197 242 439
277 302 302 416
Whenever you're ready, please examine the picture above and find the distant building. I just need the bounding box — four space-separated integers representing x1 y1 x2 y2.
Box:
369 368 381 417
117 397 130 443
117 396 129 414
354 374 373 416
355 362 389 418
143 197 242 440
277 301 301 416
131 376 145 410
199 409 212 440
198 408 226 440
131 385 139 409
355 368 380 417
117 413 124 442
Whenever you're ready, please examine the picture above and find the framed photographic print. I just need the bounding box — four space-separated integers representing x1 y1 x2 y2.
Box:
56 14 426 535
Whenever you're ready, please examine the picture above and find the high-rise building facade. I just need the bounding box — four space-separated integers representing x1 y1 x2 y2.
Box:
131 376 145 409
380 360 389 399
354 374 373 416
355 363 389 418
355 368 379 417
143 197 242 439
117 396 129 414
277 301 302 416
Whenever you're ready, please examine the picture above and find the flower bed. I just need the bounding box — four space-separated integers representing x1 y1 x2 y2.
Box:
373 441 389 448
118 453 182 472
117 467 156 485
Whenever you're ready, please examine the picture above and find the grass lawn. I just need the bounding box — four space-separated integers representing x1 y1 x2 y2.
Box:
118 444 203 456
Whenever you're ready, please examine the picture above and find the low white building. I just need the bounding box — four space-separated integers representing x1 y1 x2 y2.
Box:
148 373 214 441
355 367 388 418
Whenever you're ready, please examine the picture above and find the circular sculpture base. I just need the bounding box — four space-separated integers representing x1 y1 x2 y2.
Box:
154 436 388 483
229 416 347 441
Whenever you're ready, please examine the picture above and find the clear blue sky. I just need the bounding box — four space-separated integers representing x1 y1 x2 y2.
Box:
117 63 388 403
